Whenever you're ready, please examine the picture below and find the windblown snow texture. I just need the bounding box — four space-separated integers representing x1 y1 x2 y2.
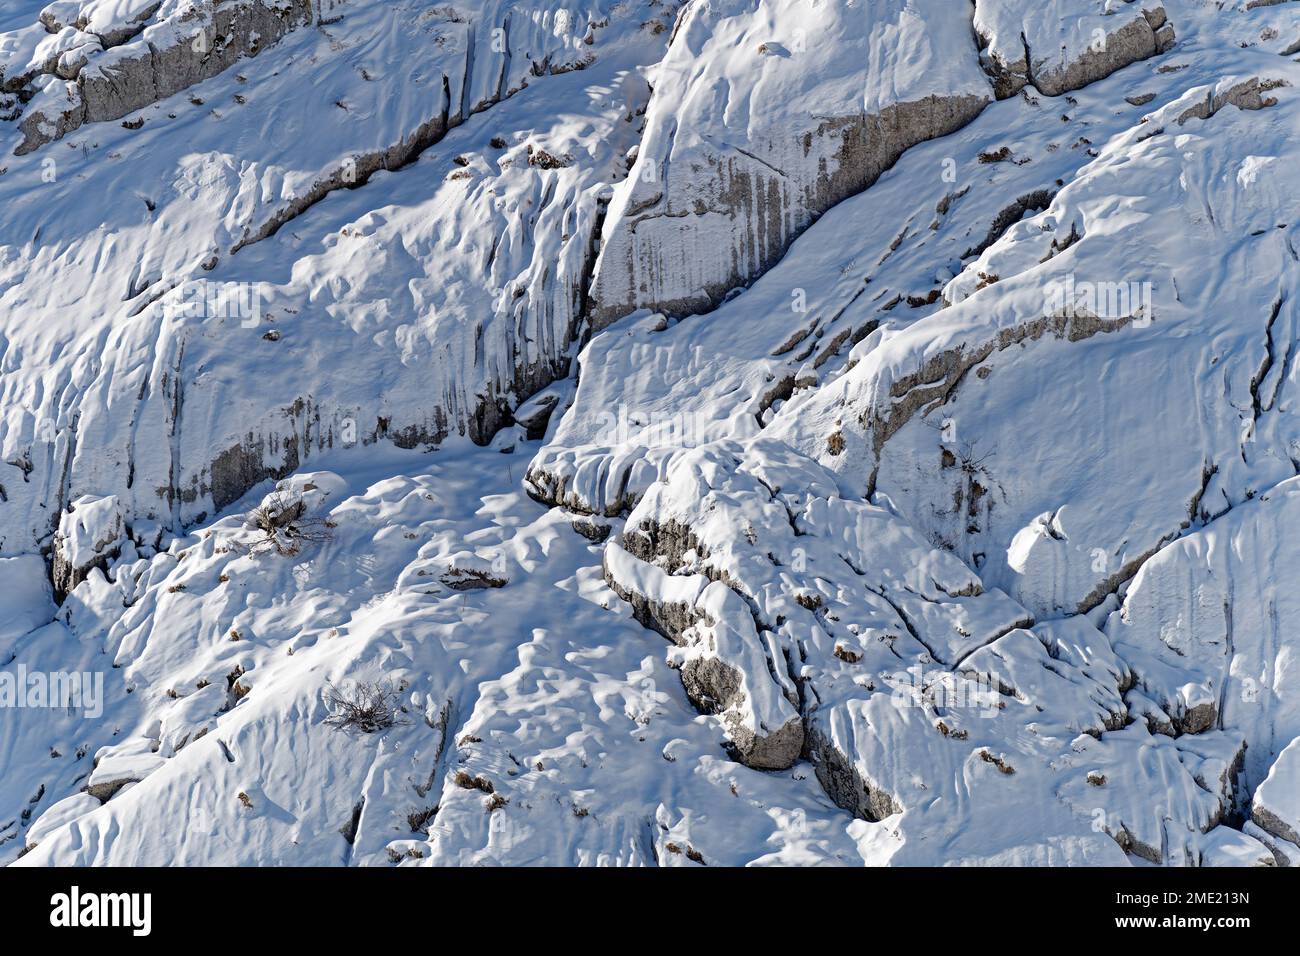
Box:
1 0 1299 867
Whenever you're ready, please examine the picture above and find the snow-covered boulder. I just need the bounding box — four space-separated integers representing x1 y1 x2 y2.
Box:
86 737 166 802
52 494 125 601
157 681 225 756
603 539 803 769
1252 737 1300 846
40 0 161 46
1197 826 1275 867
23 791 101 852
438 551 509 591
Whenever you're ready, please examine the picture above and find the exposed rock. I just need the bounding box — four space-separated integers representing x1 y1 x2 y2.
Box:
17 0 315 155
439 566 508 590
602 540 708 646
586 0 991 328
1173 75 1285 126
84 739 165 803
975 2 1175 99
603 540 803 770
806 722 903 823
51 494 125 602
569 516 611 543
526 144 570 169
512 389 562 441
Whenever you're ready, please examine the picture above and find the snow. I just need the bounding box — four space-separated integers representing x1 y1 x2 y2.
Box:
0 556 56 652
9 444 872 865
56 494 125 570
588 0 991 324
1252 736 1300 846
1197 825 1274 867
3 0 1300 867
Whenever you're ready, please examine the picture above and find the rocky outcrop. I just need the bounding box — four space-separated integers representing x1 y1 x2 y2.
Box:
805 722 903 823
974 1 1175 99
1253 738 1300 845
51 494 125 602
16 0 314 154
586 0 992 328
602 539 804 770
84 739 165 803
40 1 163 47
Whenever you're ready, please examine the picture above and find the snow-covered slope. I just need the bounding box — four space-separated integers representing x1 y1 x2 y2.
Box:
586 0 991 325
0 0 676 556
3 0 1300 867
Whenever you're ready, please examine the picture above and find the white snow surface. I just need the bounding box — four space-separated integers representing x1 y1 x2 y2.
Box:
3 0 1300 866
1250 735 1300 845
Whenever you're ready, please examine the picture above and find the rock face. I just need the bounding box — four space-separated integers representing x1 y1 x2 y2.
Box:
586 0 992 328
7 0 1300 870
520 6 1300 864
15 0 316 154
0 1 675 557
767 76 1293 624
974 1 1176 98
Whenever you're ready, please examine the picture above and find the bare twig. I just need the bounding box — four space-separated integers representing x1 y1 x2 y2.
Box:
246 491 333 556
323 680 406 734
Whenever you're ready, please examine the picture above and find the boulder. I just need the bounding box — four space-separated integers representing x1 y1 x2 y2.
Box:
52 494 125 602
1252 737 1300 846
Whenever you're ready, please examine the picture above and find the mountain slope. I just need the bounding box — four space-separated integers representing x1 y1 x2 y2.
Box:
3 0 1300 867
